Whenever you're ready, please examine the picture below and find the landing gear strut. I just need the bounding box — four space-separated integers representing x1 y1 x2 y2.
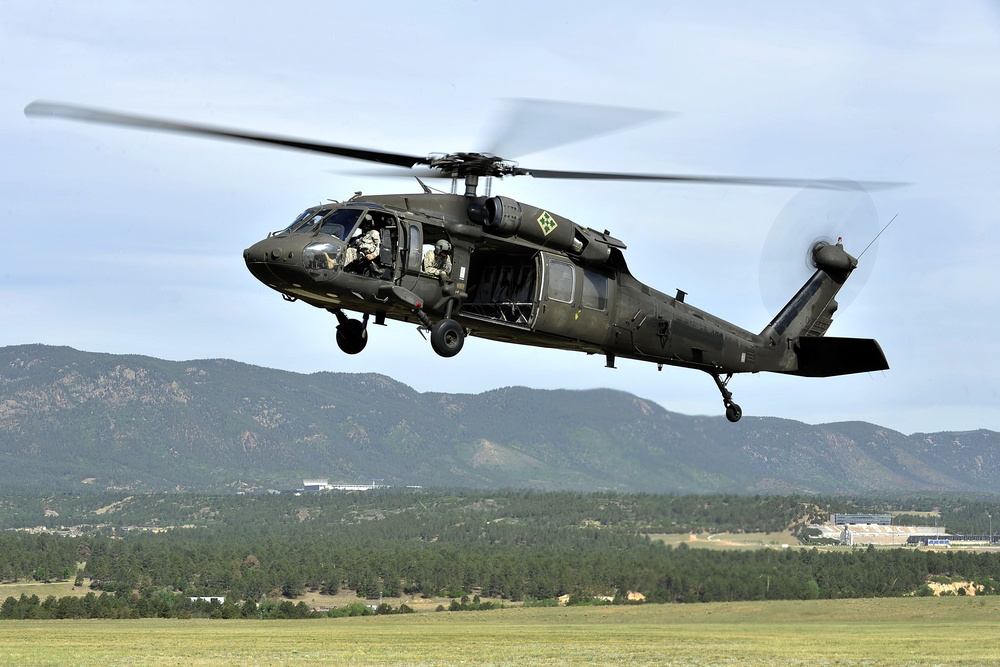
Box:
712 373 742 423
412 301 465 358
332 310 368 355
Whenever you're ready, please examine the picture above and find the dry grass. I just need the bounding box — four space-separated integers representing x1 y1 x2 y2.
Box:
2 596 999 666
0 579 84 600
0 580 470 613
649 530 802 550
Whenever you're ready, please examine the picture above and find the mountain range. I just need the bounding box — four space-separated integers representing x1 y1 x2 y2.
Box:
1 344 997 494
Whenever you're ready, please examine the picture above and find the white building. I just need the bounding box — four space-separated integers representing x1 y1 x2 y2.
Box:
839 524 947 546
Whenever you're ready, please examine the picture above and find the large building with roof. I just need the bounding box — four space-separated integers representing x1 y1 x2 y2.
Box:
839 523 947 546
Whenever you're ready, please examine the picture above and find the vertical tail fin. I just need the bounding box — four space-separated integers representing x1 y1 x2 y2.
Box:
759 240 853 344
759 241 888 376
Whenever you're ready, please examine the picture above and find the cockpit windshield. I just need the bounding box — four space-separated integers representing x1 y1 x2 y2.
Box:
280 208 330 235
314 208 363 241
278 209 316 234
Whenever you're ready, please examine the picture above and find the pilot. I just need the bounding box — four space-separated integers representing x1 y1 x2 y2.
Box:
422 239 453 280
342 215 381 269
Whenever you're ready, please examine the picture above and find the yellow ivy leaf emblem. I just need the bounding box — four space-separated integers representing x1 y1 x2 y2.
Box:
537 211 558 236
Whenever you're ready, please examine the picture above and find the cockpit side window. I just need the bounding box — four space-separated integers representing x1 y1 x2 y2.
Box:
406 224 422 272
317 209 363 241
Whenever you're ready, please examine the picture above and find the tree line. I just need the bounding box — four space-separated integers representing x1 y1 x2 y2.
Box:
3 536 999 619
3 489 1000 618
0 591 415 620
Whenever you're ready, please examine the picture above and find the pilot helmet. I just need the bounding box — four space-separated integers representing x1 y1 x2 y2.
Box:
435 239 452 254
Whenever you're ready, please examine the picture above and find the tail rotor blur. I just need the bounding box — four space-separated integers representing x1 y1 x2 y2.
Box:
759 181 880 316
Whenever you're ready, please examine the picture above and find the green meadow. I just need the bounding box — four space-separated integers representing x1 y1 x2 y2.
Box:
2 596 999 666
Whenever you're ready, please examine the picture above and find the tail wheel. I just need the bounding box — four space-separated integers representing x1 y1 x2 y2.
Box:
713 373 743 424
430 318 464 357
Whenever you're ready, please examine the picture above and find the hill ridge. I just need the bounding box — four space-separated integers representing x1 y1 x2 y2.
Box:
1 344 997 494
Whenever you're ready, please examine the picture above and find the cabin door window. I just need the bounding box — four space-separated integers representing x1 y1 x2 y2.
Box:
546 259 575 303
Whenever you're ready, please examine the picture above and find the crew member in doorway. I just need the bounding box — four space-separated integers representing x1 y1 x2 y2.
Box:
423 239 453 280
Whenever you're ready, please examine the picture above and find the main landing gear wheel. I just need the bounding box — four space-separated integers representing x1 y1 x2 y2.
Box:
712 373 743 423
430 318 464 357
335 317 368 355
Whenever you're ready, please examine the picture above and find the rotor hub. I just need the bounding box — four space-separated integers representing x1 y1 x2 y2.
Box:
427 152 520 179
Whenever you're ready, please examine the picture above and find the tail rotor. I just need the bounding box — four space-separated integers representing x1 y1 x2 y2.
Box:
759 181 879 316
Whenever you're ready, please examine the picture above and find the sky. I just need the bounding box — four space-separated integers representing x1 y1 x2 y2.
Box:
2 1 999 435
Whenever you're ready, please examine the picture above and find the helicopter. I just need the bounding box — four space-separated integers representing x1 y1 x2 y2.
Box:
24 100 890 423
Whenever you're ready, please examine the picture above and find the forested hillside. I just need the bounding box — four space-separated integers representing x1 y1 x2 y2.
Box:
2 344 999 494
3 490 1000 620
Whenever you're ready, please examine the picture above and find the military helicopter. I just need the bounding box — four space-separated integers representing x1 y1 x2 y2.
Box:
24 100 891 422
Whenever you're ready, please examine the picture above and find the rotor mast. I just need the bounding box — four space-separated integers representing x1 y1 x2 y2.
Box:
465 174 479 197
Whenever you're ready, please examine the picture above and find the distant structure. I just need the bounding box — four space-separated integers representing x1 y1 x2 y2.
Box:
909 534 994 547
833 513 892 526
840 524 947 546
302 479 387 492
923 537 951 547
823 512 949 546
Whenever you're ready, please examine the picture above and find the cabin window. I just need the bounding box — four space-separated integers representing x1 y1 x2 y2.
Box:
546 258 575 304
406 224 423 272
582 269 608 311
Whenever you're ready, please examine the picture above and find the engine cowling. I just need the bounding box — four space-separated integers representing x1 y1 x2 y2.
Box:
483 196 578 251
474 195 624 267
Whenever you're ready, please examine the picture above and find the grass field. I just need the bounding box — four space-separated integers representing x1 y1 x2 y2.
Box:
2 596 999 666
649 531 801 550
0 579 84 600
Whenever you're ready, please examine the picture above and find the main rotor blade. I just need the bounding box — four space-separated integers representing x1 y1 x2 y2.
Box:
517 167 905 190
24 101 429 169
483 98 670 159
341 164 906 191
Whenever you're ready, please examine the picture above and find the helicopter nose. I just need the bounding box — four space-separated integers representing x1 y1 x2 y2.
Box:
243 237 346 288
244 237 306 287
244 241 294 263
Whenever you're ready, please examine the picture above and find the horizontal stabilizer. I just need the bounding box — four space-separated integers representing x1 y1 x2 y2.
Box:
788 337 889 377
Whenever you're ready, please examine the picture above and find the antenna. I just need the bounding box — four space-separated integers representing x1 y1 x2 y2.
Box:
858 213 899 260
